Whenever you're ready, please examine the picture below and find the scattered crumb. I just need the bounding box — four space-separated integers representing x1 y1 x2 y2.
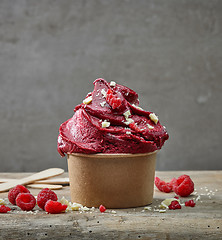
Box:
196 195 201 201
144 206 152 211
0 198 5 205
159 209 166 213
81 206 90 211
154 209 160 212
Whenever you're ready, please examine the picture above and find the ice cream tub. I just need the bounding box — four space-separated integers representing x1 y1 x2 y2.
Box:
58 78 168 208
67 151 157 208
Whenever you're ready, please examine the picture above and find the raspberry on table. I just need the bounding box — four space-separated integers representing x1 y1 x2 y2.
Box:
37 188 58 210
185 199 196 207
8 185 30 205
169 178 178 192
0 205 11 213
106 89 122 109
155 177 172 193
99 205 106 213
44 200 67 214
174 175 194 197
16 193 36 211
168 200 181 210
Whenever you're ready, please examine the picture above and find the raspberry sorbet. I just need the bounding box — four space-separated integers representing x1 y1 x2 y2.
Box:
57 78 169 155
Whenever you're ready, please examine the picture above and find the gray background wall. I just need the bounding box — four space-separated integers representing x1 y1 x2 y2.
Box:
0 0 221 172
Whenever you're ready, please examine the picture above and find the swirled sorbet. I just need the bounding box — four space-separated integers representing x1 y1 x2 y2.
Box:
58 78 169 155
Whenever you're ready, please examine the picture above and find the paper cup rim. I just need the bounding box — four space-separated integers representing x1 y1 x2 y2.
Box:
67 150 158 158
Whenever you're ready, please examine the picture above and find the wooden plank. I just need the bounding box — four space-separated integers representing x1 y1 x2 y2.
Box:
0 171 221 240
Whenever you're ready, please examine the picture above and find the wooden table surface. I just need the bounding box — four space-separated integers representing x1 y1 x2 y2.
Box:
0 171 221 240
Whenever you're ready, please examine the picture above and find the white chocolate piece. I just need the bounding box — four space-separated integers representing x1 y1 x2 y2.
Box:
132 104 144 110
102 120 110 128
110 81 116 87
100 101 106 107
147 123 154 129
123 110 131 119
124 118 134 125
83 96 92 105
149 113 159 124
101 89 107 98
159 198 180 209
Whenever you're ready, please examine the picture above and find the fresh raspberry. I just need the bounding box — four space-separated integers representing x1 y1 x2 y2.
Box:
174 175 194 197
129 122 141 132
37 188 58 210
169 178 178 192
174 196 179 199
155 177 172 193
99 205 106 213
106 89 122 109
8 185 30 205
185 200 196 207
0 205 11 213
16 193 36 211
44 200 67 214
168 200 181 210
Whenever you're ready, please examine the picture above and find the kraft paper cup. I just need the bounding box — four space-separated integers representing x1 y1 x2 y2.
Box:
67 151 157 208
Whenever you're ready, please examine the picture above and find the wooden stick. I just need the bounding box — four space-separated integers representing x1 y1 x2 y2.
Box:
26 184 63 190
0 168 64 192
0 177 69 185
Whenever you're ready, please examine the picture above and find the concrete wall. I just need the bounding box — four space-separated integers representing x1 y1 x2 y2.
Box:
0 0 221 172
